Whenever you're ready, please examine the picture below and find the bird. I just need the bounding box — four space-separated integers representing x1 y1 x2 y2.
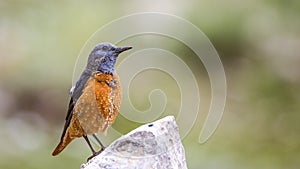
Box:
52 42 132 159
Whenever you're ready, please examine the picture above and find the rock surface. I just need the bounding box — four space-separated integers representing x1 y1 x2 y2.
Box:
81 116 187 169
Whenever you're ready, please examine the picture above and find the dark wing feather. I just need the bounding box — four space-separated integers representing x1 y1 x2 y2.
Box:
59 70 92 141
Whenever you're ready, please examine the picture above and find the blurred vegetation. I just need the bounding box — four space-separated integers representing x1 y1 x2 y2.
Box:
0 0 300 169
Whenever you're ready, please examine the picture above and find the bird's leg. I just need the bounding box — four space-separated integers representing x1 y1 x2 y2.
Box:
83 135 96 155
84 135 106 161
92 134 106 152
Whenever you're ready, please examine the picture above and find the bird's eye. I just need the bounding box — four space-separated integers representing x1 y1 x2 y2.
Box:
95 58 102 63
102 46 108 51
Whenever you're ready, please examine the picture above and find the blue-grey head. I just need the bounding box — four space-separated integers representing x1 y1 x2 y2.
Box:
86 42 132 74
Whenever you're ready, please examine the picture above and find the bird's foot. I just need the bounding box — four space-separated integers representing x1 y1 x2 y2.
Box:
87 147 106 161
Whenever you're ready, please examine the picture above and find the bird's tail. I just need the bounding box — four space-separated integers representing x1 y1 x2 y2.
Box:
52 134 74 156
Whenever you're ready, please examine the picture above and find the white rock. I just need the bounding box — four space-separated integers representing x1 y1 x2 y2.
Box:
81 116 187 169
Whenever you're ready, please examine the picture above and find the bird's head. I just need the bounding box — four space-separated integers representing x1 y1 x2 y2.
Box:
87 42 132 74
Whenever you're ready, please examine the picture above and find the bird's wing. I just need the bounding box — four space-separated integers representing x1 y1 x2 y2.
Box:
59 70 92 141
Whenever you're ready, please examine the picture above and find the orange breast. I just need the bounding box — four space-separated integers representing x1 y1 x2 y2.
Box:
73 72 121 135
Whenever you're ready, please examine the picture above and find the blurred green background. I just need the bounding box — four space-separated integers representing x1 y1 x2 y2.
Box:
1 0 300 168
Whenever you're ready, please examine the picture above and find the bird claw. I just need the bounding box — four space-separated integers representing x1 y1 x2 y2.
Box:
87 148 105 162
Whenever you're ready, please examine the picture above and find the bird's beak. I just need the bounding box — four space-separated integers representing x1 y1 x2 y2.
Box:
115 46 132 54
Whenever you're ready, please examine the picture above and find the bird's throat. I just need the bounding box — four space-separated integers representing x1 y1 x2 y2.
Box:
97 57 116 74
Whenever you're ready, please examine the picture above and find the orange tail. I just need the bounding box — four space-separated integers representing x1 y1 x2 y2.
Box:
52 134 74 156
